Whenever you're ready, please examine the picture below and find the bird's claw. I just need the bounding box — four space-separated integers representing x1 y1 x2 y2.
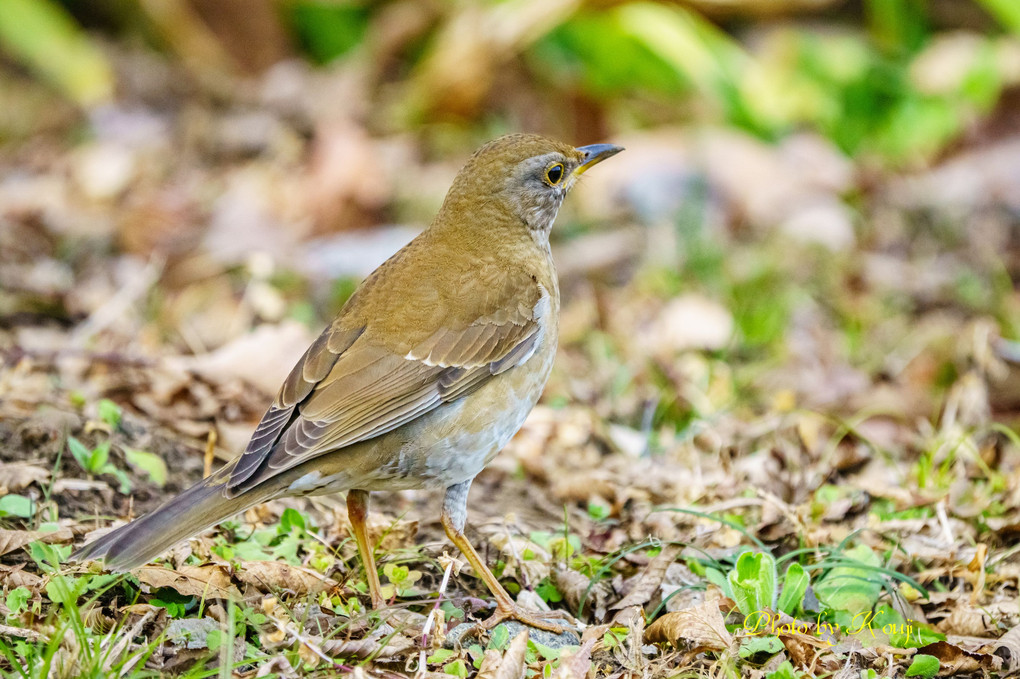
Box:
477 602 573 634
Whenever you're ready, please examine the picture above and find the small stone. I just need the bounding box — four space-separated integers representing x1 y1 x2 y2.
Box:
642 294 734 354
497 621 580 650
72 143 137 201
445 619 580 650
165 617 221 650
779 199 855 251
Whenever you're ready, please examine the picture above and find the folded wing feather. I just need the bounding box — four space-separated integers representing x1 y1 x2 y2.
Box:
225 282 548 496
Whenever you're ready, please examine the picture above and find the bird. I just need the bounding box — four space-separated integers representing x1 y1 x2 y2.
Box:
72 133 623 632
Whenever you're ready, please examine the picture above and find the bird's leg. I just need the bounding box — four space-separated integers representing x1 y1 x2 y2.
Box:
347 489 385 609
441 480 570 634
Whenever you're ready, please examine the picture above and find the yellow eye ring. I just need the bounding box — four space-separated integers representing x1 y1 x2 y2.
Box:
545 163 565 185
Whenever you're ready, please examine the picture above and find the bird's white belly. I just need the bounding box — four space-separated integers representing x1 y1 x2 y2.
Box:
377 332 555 490
283 386 547 498
396 397 527 486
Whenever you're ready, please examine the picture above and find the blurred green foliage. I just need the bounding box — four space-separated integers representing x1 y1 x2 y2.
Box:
0 0 1017 165
977 0 1020 33
533 9 690 99
0 0 113 106
286 0 370 65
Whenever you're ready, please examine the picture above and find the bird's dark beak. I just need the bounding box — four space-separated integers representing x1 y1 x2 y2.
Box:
574 143 624 176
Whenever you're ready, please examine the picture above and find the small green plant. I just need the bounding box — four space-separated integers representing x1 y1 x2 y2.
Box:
717 551 811 618
67 436 131 494
487 624 511 650
150 588 196 619
29 540 70 572
213 507 332 566
5 587 30 621
871 604 944 648
123 447 167 487
766 660 804 679
443 658 468 677
440 600 465 623
530 530 582 561
526 639 580 677
587 500 610 521
379 562 423 599
727 551 777 616
97 398 122 429
426 649 468 677
813 544 882 616
905 654 940 678
271 507 309 562
535 577 563 604
0 494 34 519
68 436 110 475
739 635 784 660
602 627 628 651
776 563 810 615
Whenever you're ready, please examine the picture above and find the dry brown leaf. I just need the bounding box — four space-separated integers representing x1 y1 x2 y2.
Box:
780 631 830 669
554 565 611 619
0 623 46 642
610 544 681 611
234 560 337 596
645 599 733 652
988 625 1020 672
638 294 734 355
256 655 299 678
493 628 530 679
610 606 647 665
476 648 504 679
319 633 414 660
411 0 581 116
369 516 419 552
121 602 165 619
551 638 595 679
175 320 314 396
0 463 50 494
938 600 1020 636
135 564 241 600
0 527 73 556
81 601 116 634
829 653 864 679
0 564 43 589
917 640 1002 675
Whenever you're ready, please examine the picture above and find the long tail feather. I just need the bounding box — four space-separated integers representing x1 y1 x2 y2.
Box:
72 466 278 571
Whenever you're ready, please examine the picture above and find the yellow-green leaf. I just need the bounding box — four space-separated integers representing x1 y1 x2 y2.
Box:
124 448 168 487
0 0 113 106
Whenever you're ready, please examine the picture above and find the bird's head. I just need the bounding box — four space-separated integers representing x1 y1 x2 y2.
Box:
436 134 623 243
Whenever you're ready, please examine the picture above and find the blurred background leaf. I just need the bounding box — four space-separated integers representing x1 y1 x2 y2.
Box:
2 0 1019 165
286 0 369 65
974 0 1020 34
0 0 113 106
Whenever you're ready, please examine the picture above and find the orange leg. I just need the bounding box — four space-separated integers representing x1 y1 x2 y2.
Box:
441 481 570 634
347 489 385 609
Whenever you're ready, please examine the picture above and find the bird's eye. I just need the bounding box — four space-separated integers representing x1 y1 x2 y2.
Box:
545 163 564 185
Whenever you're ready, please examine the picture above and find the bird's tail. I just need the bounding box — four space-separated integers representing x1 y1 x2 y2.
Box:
71 465 278 571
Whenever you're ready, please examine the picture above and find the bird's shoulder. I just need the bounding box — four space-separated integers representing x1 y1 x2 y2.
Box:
336 230 555 354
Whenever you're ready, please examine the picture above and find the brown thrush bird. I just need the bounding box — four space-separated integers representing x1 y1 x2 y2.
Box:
73 134 623 631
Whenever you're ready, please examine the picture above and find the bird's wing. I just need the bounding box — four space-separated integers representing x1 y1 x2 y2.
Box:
225 278 549 495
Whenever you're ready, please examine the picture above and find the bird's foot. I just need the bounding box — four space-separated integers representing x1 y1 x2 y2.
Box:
477 602 572 634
